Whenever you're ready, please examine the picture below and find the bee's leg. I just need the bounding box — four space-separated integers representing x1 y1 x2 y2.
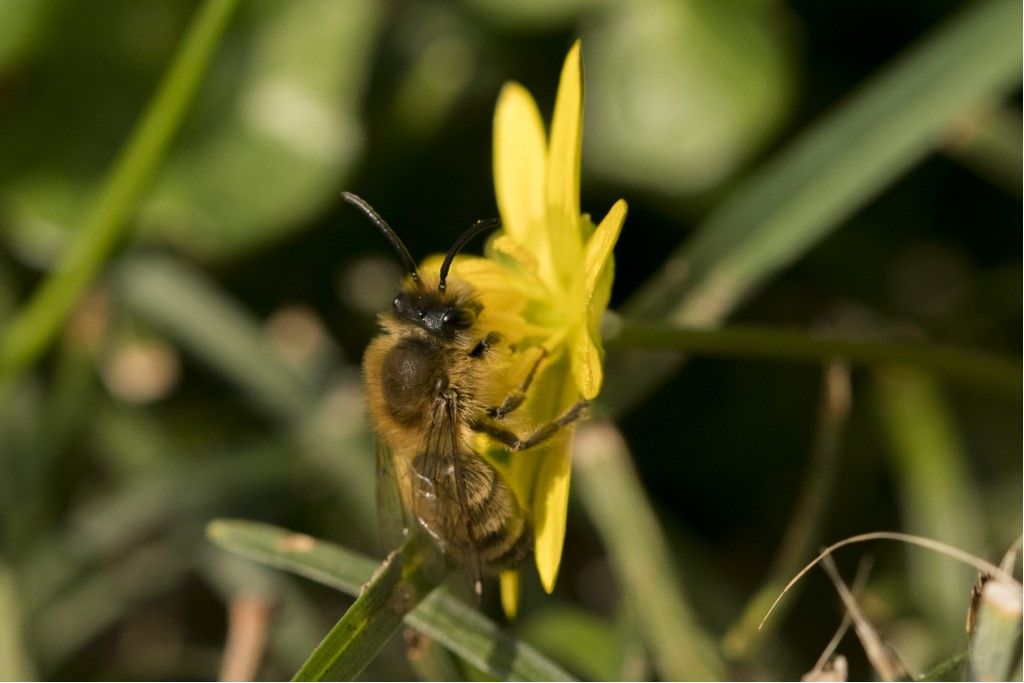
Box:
468 331 502 358
473 400 588 450
488 348 548 419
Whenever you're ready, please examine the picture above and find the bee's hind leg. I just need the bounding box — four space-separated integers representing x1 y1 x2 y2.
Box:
487 347 548 419
473 400 588 451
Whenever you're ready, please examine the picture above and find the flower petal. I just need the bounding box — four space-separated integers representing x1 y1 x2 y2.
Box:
499 570 520 619
581 199 627 304
546 40 584 288
532 437 572 593
571 326 603 400
494 83 548 256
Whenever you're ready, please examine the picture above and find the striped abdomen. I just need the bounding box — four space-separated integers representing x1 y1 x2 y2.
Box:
412 450 531 574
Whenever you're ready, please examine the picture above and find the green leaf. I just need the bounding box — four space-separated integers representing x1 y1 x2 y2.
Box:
0 0 59 71
0 0 380 264
141 0 381 260
604 0 1023 414
584 0 797 195
207 519 575 681
462 0 588 30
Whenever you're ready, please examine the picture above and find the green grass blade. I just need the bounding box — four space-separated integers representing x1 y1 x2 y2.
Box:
605 0 1022 414
18 447 296 618
29 536 193 666
722 364 851 660
518 604 626 681
404 633 464 682
572 423 726 681
917 650 969 681
0 562 35 680
290 533 438 681
0 0 240 384
873 368 986 644
114 254 319 420
207 520 574 681
604 320 1022 396
944 106 1022 197
969 576 1023 680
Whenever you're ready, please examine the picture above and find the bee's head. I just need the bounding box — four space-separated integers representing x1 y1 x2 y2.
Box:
342 192 498 336
390 281 481 337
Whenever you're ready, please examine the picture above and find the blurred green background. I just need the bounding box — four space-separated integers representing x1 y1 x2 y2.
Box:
0 0 1019 680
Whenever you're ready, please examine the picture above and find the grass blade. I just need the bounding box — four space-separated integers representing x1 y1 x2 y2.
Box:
968 574 1023 680
0 563 35 680
723 364 852 659
873 367 986 642
944 106 1022 196
605 0 1023 414
291 533 438 681
28 536 193 666
0 0 240 384
518 605 626 681
207 520 575 681
404 633 464 682
572 422 725 680
917 650 969 681
18 446 296 618
969 546 1024 680
114 254 319 420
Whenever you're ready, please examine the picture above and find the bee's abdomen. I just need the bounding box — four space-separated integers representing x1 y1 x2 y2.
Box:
458 455 532 574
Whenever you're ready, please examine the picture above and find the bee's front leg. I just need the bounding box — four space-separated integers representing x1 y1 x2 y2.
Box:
472 400 588 450
487 347 548 419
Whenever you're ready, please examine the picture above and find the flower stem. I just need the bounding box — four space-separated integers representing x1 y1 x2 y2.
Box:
605 320 1021 396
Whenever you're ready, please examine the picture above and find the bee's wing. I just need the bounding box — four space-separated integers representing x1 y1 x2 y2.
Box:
375 439 413 555
412 395 484 595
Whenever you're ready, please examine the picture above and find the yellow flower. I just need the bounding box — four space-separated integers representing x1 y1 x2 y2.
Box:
430 41 626 611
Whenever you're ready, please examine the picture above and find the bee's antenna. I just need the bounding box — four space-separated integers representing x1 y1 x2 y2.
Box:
438 217 500 291
342 192 420 282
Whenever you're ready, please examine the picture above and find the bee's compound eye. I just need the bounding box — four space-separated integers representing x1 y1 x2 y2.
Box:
392 295 401 310
441 311 452 324
416 309 426 319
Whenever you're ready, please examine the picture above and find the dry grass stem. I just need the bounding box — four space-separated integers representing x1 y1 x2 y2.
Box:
820 555 907 681
809 557 874 675
219 595 275 681
801 655 847 682
999 537 1022 574
760 531 1021 630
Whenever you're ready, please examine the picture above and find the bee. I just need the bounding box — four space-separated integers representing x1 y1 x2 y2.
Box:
345 192 587 592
